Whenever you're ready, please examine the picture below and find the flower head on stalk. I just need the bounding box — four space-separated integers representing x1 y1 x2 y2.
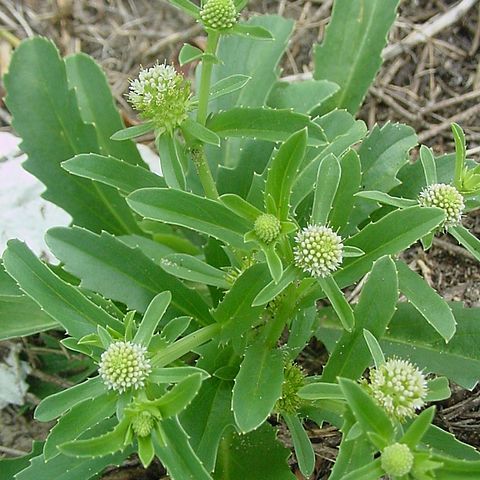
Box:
200 0 238 30
419 183 464 227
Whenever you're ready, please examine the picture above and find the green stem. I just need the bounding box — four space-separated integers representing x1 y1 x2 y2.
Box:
152 323 221 367
191 146 219 200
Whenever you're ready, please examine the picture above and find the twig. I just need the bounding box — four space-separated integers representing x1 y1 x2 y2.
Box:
0 445 28 456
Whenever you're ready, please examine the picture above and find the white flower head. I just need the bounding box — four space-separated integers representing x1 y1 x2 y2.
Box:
99 341 151 393
200 0 238 30
293 224 343 277
381 443 414 477
127 63 191 132
368 357 427 421
419 183 464 227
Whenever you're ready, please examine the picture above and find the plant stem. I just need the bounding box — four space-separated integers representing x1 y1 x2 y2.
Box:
191 146 219 199
152 323 221 368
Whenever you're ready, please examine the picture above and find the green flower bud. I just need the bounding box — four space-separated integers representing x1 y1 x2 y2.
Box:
419 183 464 227
275 363 305 415
381 443 414 477
127 63 191 132
367 358 427 421
99 341 151 393
254 213 281 244
132 411 155 437
294 225 343 278
200 0 238 30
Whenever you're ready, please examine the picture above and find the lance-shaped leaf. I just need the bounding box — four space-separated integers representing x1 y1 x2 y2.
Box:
297 382 344 400
181 117 221 146
253 264 303 306
207 107 325 146
396 260 456 342
134 291 171 347
4 37 139 235
150 366 209 384
111 122 155 141
232 341 284 433
221 193 263 222
283 414 315 478
420 145 438 186
168 0 200 18
312 153 341 225
426 377 451 402
127 188 251 249
208 74 252 101
231 23 274 40
156 134 186 189
314 0 400 114
35 376 106 422
341 459 384 480
265 129 308 220
354 190 417 209
363 329 385 368
62 154 165 194
153 418 212 480
449 225 480 262
179 43 203 66
2 240 122 339
401 406 435 448
318 276 354 332
45 227 213 323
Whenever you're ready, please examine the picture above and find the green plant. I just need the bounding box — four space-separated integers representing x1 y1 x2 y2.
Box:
2 0 480 478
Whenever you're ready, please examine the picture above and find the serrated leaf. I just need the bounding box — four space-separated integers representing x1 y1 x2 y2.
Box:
2 240 122 339
0 441 43 480
45 227 212 323
265 129 307 220
401 406 435 448
156 133 186 189
312 153 341 224
283 414 315 478
314 0 399 114
396 260 456 342
127 188 251 249
134 291 171 347
62 154 165 194
231 23 274 40
449 225 480 262
232 342 284 433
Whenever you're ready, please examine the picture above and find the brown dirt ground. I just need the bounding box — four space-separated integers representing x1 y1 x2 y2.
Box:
0 0 479 478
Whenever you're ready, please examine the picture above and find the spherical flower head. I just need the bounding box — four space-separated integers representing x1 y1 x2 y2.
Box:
419 183 464 227
132 411 155 437
294 225 343 278
99 341 151 393
254 214 281 244
200 0 238 30
127 63 191 132
367 358 427 421
381 443 414 477
275 363 305 415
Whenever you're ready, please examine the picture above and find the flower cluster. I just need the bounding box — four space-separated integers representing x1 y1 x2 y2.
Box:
200 0 238 30
275 363 305 415
366 358 427 421
127 63 191 132
99 341 151 393
294 225 343 278
132 411 155 437
254 214 281 244
381 443 414 477
419 183 465 227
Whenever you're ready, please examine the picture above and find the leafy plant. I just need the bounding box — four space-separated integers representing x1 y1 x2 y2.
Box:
2 0 480 478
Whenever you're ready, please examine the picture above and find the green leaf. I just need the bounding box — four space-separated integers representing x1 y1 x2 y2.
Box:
321 256 398 382
35 376 106 422
354 190 417 208
65 52 144 165
312 153 341 224
232 342 284 432
2 240 122 338
160 317 192 343
62 154 165 194
286 305 317 358
110 122 155 141
422 424 480 460
252 264 301 306
138 436 155 468
150 366 209 384
318 276 354 332
401 406 435 448
127 188 251 249
297 382 343 400
268 79 339 114
179 43 203 66
341 459 384 480
44 393 116 460
160 254 230 289
335 206 444 288
214 423 296 480
182 117 221 146
60 416 130 458
209 74 251 101
314 0 400 114
420 145 438 186
338 378 394 443
220 193 263 222
452 122 467 189
283 414 315 478
0 442 43 480
426 377 451 402
182 378 235 471
156 133 186 189
343 246 364 257
0 295 58 340
168 0 200 18
263 245 283 283
434 458 480 479
45 227 212 323
207 107 325 146
4 37 139 235
153 418 212 480
363 329 385 368
265 129 308 220
231 23 274 40
449 225 480 262
134 292 171 347
396 260 456 342
215 264 272 342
